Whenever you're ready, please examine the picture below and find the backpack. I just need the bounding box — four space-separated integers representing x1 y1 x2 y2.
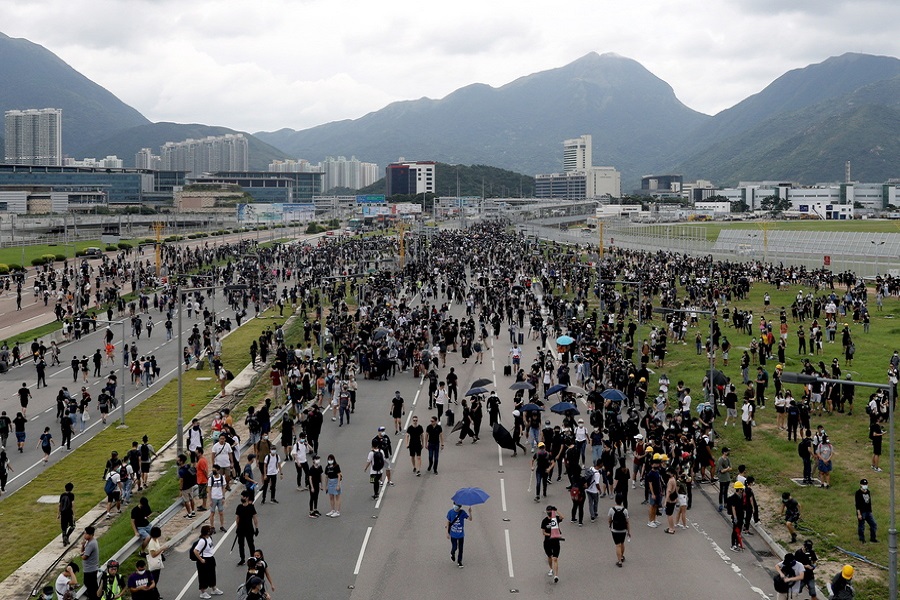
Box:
798 441 807 458
773 573 790 594
372 449 385 472
59 493 72 514
569 484 583 502
140 443 151 462
581 465 593 485
247 414 260 433
240 463 253 484
104 476 116 496
188 537 206 562
611 507 627 530
236 583 248 600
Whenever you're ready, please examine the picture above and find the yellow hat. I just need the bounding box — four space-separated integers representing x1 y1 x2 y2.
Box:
733 481 745 490
660 454 669 462
841 565 854 580
776 364 783 370
645 446 653 454
639 377 646 382
652 453 662 461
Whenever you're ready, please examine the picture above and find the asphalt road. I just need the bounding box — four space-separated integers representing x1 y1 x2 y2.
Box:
153 290 780 600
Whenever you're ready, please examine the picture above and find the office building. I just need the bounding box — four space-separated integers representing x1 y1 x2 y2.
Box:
4 108 63 166
188 170 324 203
536 135 621 200
160 134 249 175
385 160 435 196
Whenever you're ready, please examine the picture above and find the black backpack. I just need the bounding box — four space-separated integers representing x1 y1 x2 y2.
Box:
773 573 789 594
372 450 385 472
188 537 206 562
611 507 627 530
59 493 72 514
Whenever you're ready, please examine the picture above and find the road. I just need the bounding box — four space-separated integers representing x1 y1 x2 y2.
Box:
0 231 325 498
152 291 779 600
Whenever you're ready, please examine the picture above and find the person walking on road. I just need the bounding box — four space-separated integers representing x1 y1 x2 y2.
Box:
261 447 283 504
235 491 259 566
373 427 394 486
13 411 28 453
38 426 53 463
0 449 11 493
291 435 311 490
532 442 554 502
192 525 224 598
425 416 444 474
0 411 12 452
390 391 405 435
447 503 471 568
727 481 746 551
406 416 424 476
207 465 227 533
608 493 631 567
308 455 324 518
541 505 563 583
17 383 32 418
365 439 386 500
855 478 877 543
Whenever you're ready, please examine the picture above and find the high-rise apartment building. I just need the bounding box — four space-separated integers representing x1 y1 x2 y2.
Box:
563 135 592 173
160 134 248 175
385 160 435 196
4 108 63 166
268 156 379 191
135 148 162 170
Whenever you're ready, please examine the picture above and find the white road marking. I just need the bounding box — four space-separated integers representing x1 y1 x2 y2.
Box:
504 529 515 578
353 526 373 575
500 478 507 512
497 444 503 468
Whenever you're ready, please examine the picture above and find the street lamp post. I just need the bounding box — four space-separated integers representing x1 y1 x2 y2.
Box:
781 372 897 600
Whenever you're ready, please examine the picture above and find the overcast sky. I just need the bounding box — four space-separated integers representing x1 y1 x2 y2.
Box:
2 0 898 134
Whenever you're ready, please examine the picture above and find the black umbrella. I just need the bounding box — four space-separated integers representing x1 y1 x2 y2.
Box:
465 387 489 397
492 423 515 451
708 369 728 387
520 403 544 412
471 378 493 388
373 327 389 340
509 381 534 391
451 420 464 433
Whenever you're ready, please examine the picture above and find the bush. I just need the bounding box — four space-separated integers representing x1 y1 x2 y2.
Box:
75 250 87 257
31 257 47 266
0 264 9 275
142 239 155 245
40 254 57 263
117 242 132 250
305 222 325 234
105 245 118 252
54 254 66 262
8 263 22 271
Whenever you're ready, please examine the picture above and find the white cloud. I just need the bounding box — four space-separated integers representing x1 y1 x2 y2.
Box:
1 0 898 132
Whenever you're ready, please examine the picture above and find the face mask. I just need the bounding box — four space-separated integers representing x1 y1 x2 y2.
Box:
327 460 334 465
861 485 868 492
263 435 268 440
313 460 320 466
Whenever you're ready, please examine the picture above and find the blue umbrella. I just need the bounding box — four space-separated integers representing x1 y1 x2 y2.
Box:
509 381 535 391
550 401 579 415
600 389 627 402
452 487 490 506
546 383 567 397
520 403 544 412
556 335 575 346
465 387 489 397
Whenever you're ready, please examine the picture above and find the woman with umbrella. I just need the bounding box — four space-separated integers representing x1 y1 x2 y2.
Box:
454 399 478 445
470 396 484 439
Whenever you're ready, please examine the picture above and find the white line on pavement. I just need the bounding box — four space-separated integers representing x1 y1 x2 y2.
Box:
500 478 507 512
497 444 503 468
353 526 373 575
504 529 515 578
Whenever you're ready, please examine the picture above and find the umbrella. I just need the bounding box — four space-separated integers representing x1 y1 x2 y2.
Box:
550 401 579 415
556 335 575 346
451 420 464 433
546 383 567 397
600 389 627 402
471 377 493 388
509 381 535 391
564 385 588 396
372 327 389 340
520 403 544 412
452 487 490 506
708 369 728 387
492 423 515 451
465 387 489 397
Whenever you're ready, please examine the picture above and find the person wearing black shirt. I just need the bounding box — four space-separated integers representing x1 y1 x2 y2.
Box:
307 456 323 517
58 482 76 545
798 430 813 484
793 539 819 599
532 443 554 502
12 412 27 453
235 492 259 565
855 478 877 543
405 417 424 475
726 482 745 551
130 497 153 552
425 417 444 474
541 506 563 584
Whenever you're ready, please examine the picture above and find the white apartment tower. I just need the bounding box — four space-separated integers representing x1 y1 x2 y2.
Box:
160 134 249 175
4 108 63 166
563 135 592 173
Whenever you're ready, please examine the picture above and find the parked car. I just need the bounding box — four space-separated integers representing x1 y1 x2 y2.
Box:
84 247 103 257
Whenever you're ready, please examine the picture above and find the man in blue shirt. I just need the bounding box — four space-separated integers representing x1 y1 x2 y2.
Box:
446 504 473 568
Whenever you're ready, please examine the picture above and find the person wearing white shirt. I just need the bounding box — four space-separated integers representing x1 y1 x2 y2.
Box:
207 466 227 532
292 436 311 490
680 390 692 419
586 462 602 522
261 449 282 504
574 420 588 464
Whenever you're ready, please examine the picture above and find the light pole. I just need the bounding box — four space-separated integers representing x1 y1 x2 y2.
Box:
80 317 128 427
781 372 897 600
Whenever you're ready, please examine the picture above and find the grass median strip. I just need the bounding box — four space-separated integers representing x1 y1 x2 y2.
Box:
0 310 293 581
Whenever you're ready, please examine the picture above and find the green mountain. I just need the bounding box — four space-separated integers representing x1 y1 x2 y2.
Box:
255 52 710 182
82 122 290 170
0 31 149 154
675 74 900 184
353 163 535 197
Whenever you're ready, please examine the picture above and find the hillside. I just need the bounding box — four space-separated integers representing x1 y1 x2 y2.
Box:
675 75 900 184
256 52 710 183
0 32 149 154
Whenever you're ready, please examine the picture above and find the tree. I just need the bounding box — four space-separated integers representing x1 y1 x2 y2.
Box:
730 199 749 213
760 195 791 217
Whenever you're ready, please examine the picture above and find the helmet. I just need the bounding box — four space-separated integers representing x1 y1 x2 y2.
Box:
733 481 745 490
652 453 662 461
841 565 854 580
659 454 669 462
776 364 783 370
639 377 646 382
107 560 119 568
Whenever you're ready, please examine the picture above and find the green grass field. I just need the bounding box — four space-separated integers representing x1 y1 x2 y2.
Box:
694 219 900 241
590 276 895 594
0 240 142 268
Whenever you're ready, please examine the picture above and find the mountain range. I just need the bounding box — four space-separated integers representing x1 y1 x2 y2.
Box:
2 29 899 189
